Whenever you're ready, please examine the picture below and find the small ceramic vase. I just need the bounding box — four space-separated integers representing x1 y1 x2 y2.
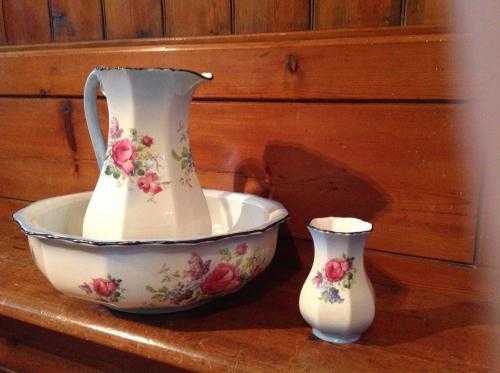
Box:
299 217 375 344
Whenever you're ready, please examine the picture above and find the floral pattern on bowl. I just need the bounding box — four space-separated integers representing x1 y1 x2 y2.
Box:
104 117 170 199
146 243 265 306
79 274 125 303
312 254 355 304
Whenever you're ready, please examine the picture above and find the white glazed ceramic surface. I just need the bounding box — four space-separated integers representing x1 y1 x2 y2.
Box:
299 217 375 344
14 190 288 313
83 67 214 241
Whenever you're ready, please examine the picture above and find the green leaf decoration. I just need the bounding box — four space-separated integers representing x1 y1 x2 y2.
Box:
172 150 181 161
113 172 120 179
105 165 113 175
145 285 155 293
137 169 145 176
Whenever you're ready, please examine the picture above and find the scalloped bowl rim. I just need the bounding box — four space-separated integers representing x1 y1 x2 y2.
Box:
13 189 289 247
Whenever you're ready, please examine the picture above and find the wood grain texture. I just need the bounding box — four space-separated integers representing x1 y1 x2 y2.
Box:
0 98 478 263
164 0 231 37
2 0 51 45
104 0 163 39
49 0 104 42
404 0 457 27
314 0 402 29
0 316 180 372
234 0 310 34
0 30 464 100
0 4 6 44
0 222 496 371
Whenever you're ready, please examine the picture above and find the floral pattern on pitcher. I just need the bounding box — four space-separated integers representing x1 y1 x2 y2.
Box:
104 117 170 200
312 254 355 304
171 120 195 187
146 243 266 306
79 274 125 303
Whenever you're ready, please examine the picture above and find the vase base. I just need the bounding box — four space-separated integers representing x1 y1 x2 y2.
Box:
312 329 360 344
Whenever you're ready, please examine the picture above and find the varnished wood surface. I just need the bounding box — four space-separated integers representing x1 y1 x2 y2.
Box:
314 0 402 29
0 30 464 100
0 210 496 371
2 0 51 45
103 0 163 40
164 0 232 37
234 0 310 34
0 0 457 45
49 0 104 42
404 0 459 27
0 98 478 263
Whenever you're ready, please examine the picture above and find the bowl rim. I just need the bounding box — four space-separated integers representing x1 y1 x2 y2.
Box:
13 190 288 247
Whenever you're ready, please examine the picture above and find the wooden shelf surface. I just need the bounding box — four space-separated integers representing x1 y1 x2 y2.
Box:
0 223 497 372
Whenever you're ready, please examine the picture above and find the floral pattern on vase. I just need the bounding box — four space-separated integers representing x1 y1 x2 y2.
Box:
79 274 125 303
312 254 355 304
171 120 195 187
146 243 265 306
104 117 170 199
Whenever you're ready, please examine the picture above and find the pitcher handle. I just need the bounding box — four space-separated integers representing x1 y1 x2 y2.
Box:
84 69 106 170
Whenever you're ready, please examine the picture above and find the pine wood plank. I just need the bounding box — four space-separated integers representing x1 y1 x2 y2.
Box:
104 0 163 39
0 5 6 45
404 0 458 27
164 0 231 37
2 0 51 45
0 98 478 262
234 0 310 34
0 30 464 99
314 0 402 29
49 0 104 42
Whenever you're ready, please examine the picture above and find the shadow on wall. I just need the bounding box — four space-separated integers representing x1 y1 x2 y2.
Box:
234 141 392 239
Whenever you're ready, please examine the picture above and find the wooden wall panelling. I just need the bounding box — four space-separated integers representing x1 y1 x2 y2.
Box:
164 0 231 37
104 0 163 40
234 0 310 34
2 0 51 45
0 30 463 100
0 4 6 44
314 0 402 29
49 0 104 42
404 0 457 27
0 98 478 263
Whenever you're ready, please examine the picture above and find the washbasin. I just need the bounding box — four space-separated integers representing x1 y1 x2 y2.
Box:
13 189 288 313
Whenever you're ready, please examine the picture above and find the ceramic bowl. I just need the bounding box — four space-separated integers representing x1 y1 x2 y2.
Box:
13 189 288 313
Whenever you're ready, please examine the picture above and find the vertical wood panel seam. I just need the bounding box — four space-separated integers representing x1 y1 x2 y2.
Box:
100 0 107 39
230 0 235 34
0 0 6 43
309 0 315 30
400 0 408 26
47 0 54 42
162 0 168 36
159 0 166 37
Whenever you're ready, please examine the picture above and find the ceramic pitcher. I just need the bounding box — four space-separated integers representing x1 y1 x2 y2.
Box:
82 67 213 240
299 217 375 344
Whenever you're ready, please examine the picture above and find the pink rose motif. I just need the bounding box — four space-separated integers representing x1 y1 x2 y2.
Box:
324 259 350 282
201 263 241 295
142 135 153 147
91 278 118 297
110 117 123 139
137 171 163 195
112 139 135 175
235 243 248 255
184 253 211 280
